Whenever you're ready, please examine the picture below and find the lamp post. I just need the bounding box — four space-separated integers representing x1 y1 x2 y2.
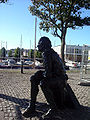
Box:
34 17 37 68
20 34 23 73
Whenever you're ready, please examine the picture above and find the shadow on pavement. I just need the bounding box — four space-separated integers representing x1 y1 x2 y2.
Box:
0 94 90 120
0 94 49 119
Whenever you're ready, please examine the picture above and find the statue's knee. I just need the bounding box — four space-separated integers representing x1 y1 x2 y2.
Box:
40 81 44 88
40 80 47 90
30 75 36 82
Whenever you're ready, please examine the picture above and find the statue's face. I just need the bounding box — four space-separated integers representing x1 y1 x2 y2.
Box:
37 40 43 52
37 37 51 52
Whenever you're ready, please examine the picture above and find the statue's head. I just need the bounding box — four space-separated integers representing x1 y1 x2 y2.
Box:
37 36 52 52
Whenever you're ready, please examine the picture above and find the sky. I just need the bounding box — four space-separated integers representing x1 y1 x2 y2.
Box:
0 0 90 50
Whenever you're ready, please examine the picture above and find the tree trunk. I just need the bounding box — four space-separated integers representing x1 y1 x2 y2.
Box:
60 27 67 64
61 38 65 64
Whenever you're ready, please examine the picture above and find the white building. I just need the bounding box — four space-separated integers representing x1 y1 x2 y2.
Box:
53 45 90 62
88 50 90 61
23 49 29 57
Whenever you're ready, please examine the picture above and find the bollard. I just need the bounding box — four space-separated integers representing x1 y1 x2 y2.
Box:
21 60 23 74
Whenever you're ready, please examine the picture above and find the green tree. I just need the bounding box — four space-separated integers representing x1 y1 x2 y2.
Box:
1 47 6 57
14 47 20 58
0 0 8 3
21 48 24 56
28 50 32 57
30 49 34 58
29 0 90 63
35 50 42 58
8 50 12 57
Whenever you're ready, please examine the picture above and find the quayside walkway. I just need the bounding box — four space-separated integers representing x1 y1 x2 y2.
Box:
0 69 90 120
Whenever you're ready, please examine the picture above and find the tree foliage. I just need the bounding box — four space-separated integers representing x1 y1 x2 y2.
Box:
14 47 20 58
28 49 42 58
1 47 6 57
8 50 12 57
29 0 90 63
35 50 42 58
30 49 34 58
0 0 8 3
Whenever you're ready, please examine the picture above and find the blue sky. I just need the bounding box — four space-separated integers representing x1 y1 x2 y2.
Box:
0 0 90 50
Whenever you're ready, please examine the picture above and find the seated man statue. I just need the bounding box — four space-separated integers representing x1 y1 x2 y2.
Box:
22 36 68 119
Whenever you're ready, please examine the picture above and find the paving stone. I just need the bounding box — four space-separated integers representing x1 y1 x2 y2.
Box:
9 113 13 117
0 69 90 120
0 110 4 120
4 116 8 119
12 113 16 117
4 113 9 117
7 109 11 112
0 107 3 111
9 117 14 120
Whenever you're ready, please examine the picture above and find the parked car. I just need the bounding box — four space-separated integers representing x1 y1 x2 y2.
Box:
2 60 8 65
8 59 16 66
65 60 78 68
0 62 4 66
86 61 90 68
35 60 42 66
24 60 34 65
16 61 27 65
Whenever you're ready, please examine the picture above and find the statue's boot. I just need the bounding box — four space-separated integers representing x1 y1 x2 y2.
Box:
40 81 61 119
22 78 39 118
42 109 61 119
22 105 37 118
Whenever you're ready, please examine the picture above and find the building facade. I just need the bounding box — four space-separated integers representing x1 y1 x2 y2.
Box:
88 50 90 61
53 45 90 62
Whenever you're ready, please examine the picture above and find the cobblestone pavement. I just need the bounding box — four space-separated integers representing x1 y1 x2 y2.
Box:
0 69 90 120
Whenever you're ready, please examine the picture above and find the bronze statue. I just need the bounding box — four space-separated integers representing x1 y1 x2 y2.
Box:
22 37 79 119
